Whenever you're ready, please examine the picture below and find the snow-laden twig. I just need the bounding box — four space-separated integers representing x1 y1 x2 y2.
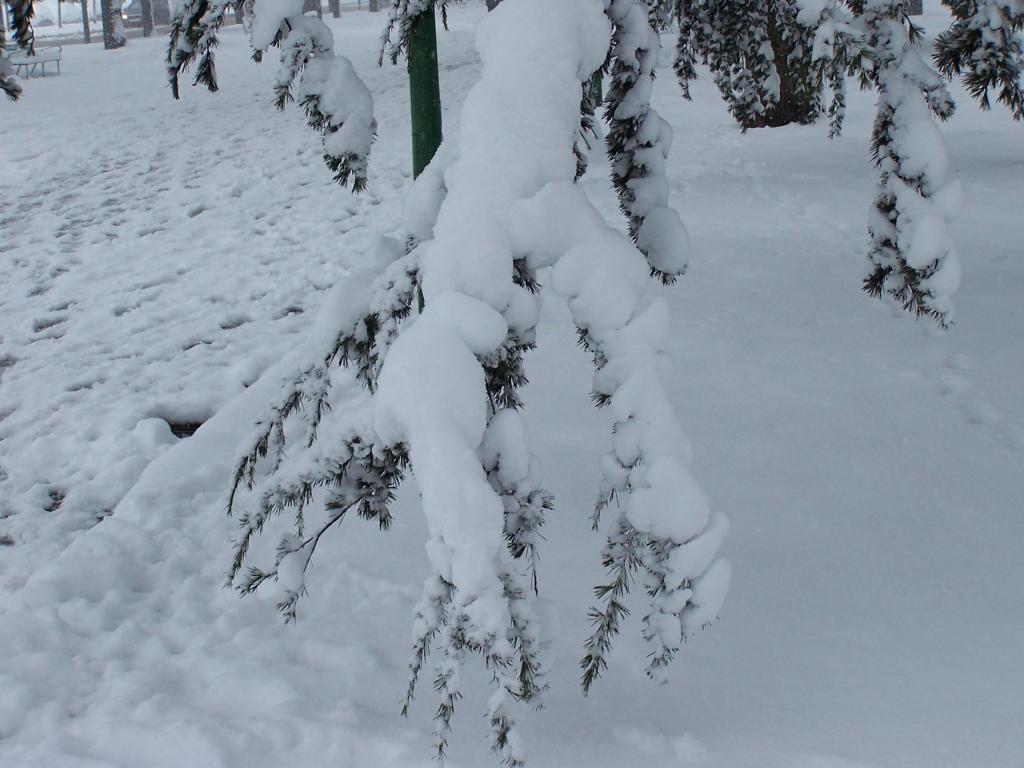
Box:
854 0 961 326
168 0 376 191
935 0 1024 121
674 0 859 133
604 0 691 283
228 0 727 759
507 179 732 691
1 0 35 101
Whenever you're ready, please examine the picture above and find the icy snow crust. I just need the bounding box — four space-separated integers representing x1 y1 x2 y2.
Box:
2 4 1023 768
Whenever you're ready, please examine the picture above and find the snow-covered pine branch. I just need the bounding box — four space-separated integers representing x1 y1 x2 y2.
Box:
3 0 35 54
379 0 454 65
604 0 691 284
1 0 35 101
168 0 376 191
935 0 1024 121
674 0 781 128
672 0 701 100
507 177 733 692
851 0 961 327
0 60 21 102
674 0 858 133
227 0 727 761
796 0 867 136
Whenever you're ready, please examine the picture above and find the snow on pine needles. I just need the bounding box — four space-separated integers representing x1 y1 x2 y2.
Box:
223 0 726 760
1 4 1023 768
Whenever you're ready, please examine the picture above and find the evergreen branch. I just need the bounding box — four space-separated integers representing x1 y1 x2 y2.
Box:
432 637 465 762
402 575 454 716
603 0 689 282
4 0 35 54
167 0 230 99
673 0 698 99
325 256 418 391
934 0 1024 121
580 520 640 694
575 74 603 181
379 0 454 67
228 433 407 599
859 2 959 328
481 334 535 412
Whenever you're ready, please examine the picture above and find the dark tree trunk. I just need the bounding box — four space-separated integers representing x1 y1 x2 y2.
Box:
141 0 153 36
302 0 321 18
485 0 502 9
368 0 380 12
80 0 92 43
328 0 339 18
234 2 244 24
755 1 818 128
100 0 126 49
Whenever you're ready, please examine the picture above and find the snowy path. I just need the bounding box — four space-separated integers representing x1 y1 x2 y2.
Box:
2 6 1023 768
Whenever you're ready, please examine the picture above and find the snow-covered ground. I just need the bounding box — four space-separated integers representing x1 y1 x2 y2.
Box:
2 4 1022 767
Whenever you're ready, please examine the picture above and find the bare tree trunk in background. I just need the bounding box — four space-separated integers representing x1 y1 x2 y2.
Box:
302 0 321 18
368 0 379 12
329 0 339 18
141 0 153 36
80 0 92 42
907 0 923 14
101 0 126 49
234 2 244 24
153 0 170 25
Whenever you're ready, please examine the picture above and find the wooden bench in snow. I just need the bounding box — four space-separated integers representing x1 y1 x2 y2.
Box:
9 46 63 77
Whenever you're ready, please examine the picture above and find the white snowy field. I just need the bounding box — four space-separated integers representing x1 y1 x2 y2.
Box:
2 4 1023 767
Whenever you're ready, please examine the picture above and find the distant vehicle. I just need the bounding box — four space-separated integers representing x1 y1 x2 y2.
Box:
121 0 146 27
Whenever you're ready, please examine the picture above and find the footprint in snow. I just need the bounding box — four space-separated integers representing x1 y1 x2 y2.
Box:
32 315 67 334
936 353 1023 451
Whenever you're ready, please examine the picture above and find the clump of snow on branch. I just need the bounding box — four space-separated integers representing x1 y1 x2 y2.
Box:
168 0 375 191
1 0 35 101
795 0 866 135
674 0 857 134
379 0 449 65
935 0 1024 121
1 54 24 102
853 0 961 327
506 180 731 691
226 0 727 761
604 0 691 283
2 0 35 54
674 0 780 129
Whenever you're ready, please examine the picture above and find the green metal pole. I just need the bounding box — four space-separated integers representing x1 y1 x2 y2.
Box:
588 70 602 106
408 8 443 179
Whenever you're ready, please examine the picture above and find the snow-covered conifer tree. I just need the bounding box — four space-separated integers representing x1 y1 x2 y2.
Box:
1 0 35 101
168 0 376 191
935 0 1024 121
224 0 729 762
674 0 852 130
851 0 961 326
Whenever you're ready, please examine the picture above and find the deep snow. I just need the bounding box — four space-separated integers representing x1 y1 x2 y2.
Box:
1 4 1022 767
